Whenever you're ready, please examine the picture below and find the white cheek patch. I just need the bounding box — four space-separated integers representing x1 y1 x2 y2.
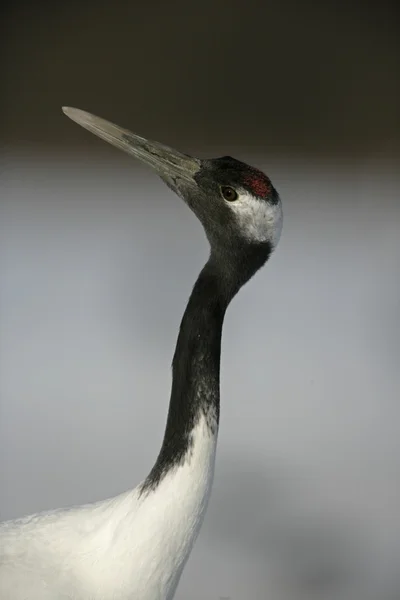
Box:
229 190 283 246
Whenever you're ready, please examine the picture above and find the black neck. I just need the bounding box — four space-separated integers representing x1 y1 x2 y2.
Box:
141 243 271 493
140 259 230 492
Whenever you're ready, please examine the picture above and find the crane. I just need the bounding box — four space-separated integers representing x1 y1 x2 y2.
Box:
0 107 283 599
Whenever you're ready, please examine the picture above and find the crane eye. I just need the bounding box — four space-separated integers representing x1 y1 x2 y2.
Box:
220 186 238 202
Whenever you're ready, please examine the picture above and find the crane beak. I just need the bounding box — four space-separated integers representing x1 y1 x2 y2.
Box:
62 107 200 185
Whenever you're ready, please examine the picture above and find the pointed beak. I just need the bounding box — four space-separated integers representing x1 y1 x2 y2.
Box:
62 107 200 184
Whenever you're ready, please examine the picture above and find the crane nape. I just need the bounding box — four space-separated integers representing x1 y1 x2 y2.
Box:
0 107 283 600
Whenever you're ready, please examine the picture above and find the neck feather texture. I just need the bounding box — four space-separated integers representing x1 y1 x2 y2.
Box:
140 258 233 493
140 241 271 495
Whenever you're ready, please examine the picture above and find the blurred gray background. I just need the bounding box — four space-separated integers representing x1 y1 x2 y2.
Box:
1 1 399 599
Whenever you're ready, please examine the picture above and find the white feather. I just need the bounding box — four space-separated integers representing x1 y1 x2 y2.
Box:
228 189 283 246
0 413 217 600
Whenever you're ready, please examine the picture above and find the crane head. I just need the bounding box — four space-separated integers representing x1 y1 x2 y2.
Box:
62 107 282 279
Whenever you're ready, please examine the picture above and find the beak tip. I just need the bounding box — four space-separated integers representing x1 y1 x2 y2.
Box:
62 106 91 124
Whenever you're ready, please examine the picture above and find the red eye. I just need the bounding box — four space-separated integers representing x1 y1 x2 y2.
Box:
221 186 238 201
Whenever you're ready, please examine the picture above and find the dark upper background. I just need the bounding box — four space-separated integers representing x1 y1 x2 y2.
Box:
2 0 399 159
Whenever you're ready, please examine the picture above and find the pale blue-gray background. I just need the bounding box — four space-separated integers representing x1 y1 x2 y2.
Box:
1 154 399 599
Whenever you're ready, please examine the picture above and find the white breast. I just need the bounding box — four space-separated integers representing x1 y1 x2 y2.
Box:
0 413 217 600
